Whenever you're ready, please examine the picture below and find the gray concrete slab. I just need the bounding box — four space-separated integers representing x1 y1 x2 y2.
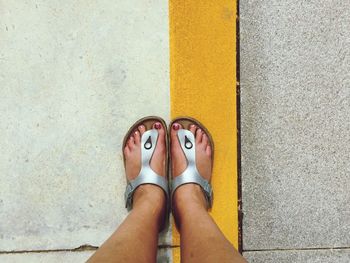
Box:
0 251 94 263
244 249 350 263
241 0 350 250
157 248 172 263
0 0 169 251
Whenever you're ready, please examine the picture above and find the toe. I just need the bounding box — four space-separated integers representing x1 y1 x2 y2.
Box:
206 145 212 156
189 124 197 135
128 136 135 149
134 130 140 145
124 145 130 156
172 122 181 131
154 122 165 141
138 125 146 135
196 128 203 143
148 121 166 177
153 122 163 131
171 122 182 138
171 122 188 177
171 122 182 151
201 133 208 147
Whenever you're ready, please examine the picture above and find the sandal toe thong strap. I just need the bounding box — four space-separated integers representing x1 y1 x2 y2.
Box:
124 129 168 209
171 129 213 208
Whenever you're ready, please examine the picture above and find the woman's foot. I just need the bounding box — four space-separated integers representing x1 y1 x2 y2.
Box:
123 121 167 228
170 122 213 225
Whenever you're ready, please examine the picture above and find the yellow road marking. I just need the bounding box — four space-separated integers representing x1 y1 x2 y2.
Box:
169 0 238 261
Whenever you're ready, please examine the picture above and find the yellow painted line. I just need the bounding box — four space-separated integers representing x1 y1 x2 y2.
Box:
172 247 181 263
169 0 238 261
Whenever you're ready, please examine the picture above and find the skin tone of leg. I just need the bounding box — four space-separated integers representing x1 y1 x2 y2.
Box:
87 122 167 263
171 123 248 263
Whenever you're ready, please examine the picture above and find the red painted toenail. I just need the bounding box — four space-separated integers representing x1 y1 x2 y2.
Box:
155 123 161 129
173 123 180 130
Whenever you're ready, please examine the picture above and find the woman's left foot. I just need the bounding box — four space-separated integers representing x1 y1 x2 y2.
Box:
170 121 213 226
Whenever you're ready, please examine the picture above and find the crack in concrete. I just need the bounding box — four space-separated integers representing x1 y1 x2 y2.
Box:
0 245 98 255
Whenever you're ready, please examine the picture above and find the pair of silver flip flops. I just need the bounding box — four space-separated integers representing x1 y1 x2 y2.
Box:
123 116 214 211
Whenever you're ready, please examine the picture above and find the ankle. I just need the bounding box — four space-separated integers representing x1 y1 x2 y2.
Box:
133 184 166 214
172 184 208 225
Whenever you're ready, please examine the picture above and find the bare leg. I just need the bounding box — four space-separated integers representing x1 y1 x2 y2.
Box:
88 122 167 263
87 186 165 263
171 123 247 263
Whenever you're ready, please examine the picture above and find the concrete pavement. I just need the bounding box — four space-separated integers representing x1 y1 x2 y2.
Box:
241 0 350 261
0 0 169 261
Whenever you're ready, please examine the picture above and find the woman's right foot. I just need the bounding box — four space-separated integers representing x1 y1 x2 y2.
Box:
170 121 213 224
123 120 167 229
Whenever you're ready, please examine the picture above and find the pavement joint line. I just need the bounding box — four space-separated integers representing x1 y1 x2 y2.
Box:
158 245 180 249
243 247 350 253
236 0 243 254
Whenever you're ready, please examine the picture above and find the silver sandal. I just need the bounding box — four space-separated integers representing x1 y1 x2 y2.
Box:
123 116 169 210
170 117 214 209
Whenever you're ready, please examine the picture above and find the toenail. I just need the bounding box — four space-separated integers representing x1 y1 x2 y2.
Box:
197 129 202 133
173 123 180 130
190 124 195 128
138 125 144 130
134 131 138 135
155 122 161 129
